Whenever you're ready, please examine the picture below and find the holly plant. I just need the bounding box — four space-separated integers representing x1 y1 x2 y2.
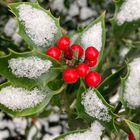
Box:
0 1 140 140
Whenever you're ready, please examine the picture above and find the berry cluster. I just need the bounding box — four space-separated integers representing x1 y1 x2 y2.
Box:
45 36 101 87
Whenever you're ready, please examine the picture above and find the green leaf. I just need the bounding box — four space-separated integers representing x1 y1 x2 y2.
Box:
76 80 117 131
0 82 65 117
53 120 105 140
125 47 140 62
97 65 126 96
119 61 140 111
75 13 106 70
119 64 130 109
37 108 52 118
0 36 22 54
0 51 5 56
53 129 86 140
0 49 61 89
124 119 140 140
111 0 140 38
8 2 62 52
70 32 81 44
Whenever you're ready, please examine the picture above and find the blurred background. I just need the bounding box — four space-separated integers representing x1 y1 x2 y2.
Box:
0 0 139 140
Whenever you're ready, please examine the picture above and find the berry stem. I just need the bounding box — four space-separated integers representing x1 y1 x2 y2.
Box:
55 84 67 95
60 85 69 113
80 77 87 91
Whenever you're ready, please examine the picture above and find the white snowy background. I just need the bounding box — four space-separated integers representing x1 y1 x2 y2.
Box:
0 0 138 139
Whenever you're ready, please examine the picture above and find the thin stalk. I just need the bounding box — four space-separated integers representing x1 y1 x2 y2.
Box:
114 102 122 114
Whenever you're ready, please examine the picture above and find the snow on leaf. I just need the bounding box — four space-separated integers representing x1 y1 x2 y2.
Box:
80 22 102 51
75 13 105 70
54 121 104 140
116 0 140 25
76 13 105 54
0 86 46 111
8 56 52 79
81 89 112 122
0 82 64 116
0 49 60 89
9 2 61 50
112 0 140 37
4 18 17 37
123 58 140 109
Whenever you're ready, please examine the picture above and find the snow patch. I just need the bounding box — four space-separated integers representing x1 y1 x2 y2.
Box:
117 0 140 25
81 22 102 51
27 121 41 140
69 2 79 17
82 89 112 122
0 130 9 139
8 56 52 79
17 4 58 47
60 121 104 140
4 18 22 44
109 93 119 105
0 86 46 111
77 0 87 7
12 32 22 45
51 0 64 12
4 18 17 37
80 7 94 20
120 47 129 58
124 58 140 109
13 118 27 135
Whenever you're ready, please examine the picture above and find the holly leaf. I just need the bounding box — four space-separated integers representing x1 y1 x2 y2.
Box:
76 80 117 131
0 49 61 89
125 47 140 62
119 61 140 112
75 13 106 71
53 120 105 140
111 0 140 38
70 32 81 44
0 82 65 117
124 119 140 140
97 65 126 96
53 129 86 140
8 2 62 52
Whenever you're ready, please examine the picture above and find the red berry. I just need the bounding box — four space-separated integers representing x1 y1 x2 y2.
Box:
84 59 97 67
63 68 79 84
57 36 70 50
64 47 73 60
76 63 89 77
128 132 135 140
85 71 101 87
71 44 84 58
45 46 61 60
85 46 99 61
